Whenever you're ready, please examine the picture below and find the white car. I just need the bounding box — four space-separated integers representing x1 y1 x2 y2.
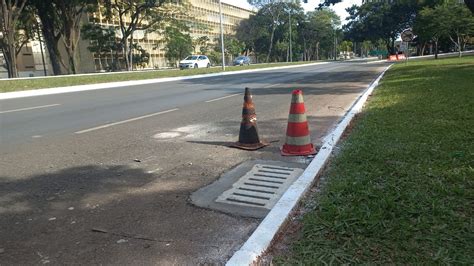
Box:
179 55 211 69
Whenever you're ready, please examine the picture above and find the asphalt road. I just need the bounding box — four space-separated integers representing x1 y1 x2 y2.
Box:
0 61 388 264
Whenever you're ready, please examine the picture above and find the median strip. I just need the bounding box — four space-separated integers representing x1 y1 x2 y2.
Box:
0 62 329 100
74 108 179 134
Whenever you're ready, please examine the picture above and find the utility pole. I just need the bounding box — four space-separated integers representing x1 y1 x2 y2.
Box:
334 30 336 60
36 18 47 76
129 34 133 71
289 8 292 62
218 0 225 71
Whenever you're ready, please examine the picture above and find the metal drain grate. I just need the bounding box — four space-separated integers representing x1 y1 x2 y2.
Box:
215 164 303 209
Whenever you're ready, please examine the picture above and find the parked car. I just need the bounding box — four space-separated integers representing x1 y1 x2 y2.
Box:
233 56 250 66
179 55 211 69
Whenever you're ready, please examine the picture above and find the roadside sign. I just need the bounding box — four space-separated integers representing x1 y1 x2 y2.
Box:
400 42 408 52
401 29 414 42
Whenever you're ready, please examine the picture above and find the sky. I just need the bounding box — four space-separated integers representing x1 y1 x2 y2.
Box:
221 0 363 26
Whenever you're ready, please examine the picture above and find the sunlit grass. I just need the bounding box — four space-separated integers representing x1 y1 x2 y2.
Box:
279 56 474 264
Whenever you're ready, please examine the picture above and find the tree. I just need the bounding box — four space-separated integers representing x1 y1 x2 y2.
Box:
241 0 303 62
216 35 245 58
30 0 63 75
82 23 118 71
298 9 340 61
0 0 27 78
193 36 210 54
339 40 352 53
131 42 149 69
414 6 449 59
53 0 99 74
444 3 474 57
344 2 414 55
236 11 269 62
104 0 187 71
247 0 286 62
163 25 193 66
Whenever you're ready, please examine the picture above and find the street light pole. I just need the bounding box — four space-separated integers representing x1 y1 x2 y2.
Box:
36 18 47 76
129 34 133 71
218 0 225 71
289 9 292 62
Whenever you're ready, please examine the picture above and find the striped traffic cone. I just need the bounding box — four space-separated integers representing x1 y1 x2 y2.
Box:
231 87 269 150
281 90 316 156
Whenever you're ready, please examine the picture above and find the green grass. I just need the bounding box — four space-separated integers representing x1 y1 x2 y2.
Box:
0 61 318 93
280 56 474 264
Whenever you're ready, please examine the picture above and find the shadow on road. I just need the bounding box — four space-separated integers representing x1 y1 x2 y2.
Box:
0 164 256 264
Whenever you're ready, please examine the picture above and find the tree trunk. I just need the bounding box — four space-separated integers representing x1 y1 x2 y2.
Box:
63 24 79 74
97 54 103 71
434 40 438 59
4 35 19 78
129 35 133 71
3 47 18 78
316 42 320 61
40 25 63 75
122 38 130 70
458 36 462 58
421 42 426 56
35 2 63 75
266 24 276 63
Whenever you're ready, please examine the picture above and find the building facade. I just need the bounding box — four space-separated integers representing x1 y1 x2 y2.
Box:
0 38 51 79
81 0 254 72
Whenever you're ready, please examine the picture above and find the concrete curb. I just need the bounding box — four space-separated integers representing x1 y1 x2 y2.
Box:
0 62 329 100
226 64 394 266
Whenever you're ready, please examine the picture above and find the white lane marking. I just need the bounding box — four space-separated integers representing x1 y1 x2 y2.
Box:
205 93 241 103
32 135 43 138
0 104 61 114
264 83 281 88
147 167 162 174
74 108 179 134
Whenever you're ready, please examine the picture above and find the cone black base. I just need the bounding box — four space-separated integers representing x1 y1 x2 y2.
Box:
230 141 269 150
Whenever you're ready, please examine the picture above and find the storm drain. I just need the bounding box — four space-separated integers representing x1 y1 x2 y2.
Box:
215 164 303 210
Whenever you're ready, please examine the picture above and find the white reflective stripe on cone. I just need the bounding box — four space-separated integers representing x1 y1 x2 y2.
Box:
290 94 304 103
287 114 308 123
285 135 311 146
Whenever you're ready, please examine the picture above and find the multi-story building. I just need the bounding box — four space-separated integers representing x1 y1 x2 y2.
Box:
80 0 254 72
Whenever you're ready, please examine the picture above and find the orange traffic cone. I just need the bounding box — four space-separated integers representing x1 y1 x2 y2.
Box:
231 87 269 150
281 89 316 156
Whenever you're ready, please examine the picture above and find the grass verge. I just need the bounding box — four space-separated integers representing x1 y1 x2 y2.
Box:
0 61 318 93
279 56 474 264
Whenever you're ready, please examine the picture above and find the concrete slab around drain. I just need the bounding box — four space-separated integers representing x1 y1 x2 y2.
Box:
190 160 305 218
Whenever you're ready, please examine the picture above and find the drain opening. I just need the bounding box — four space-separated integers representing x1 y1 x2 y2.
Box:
238 187 275 194
248 178 284 184
226 198 266 206
254 174 287 179
232 193 271 200
261 165 295 171
243 182 279 189
258 170 291 175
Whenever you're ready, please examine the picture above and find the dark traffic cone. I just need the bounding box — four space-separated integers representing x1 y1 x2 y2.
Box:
281 89 316 156
231 87 269 150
